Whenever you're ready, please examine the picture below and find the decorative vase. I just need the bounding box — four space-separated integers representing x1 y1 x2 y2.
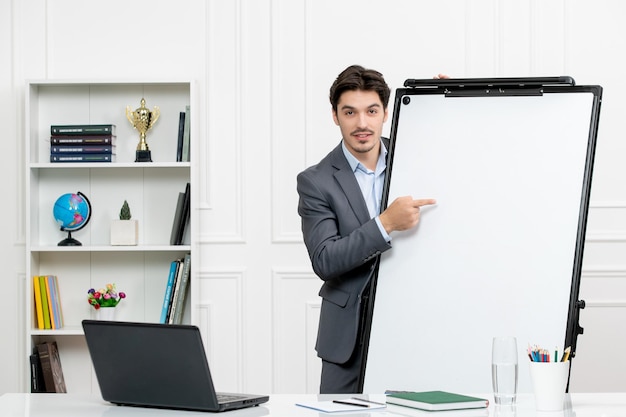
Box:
96 307 116 321
110 219 139 246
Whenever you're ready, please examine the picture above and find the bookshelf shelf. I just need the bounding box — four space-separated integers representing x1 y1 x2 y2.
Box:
30 327 84 336
24 79 196 394
30 245 192 252
30 162 191 169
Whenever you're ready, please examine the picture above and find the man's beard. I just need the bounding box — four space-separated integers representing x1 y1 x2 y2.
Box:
351 130 376 153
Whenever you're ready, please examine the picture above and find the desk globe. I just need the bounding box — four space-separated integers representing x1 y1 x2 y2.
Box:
53 191 92 246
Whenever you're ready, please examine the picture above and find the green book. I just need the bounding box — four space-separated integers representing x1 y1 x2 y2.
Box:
385 391 489 411
50 124 116 136
38 276 51 329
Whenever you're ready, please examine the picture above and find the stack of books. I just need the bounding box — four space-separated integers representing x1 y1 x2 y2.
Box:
30 341 67 393
33 275 64 330
160 253 191 325
50 124 116 163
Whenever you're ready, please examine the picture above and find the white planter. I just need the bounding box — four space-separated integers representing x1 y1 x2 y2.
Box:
96 307 116 321
110 219 138 246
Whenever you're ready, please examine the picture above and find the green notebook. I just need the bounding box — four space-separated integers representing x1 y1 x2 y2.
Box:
385 391 489 411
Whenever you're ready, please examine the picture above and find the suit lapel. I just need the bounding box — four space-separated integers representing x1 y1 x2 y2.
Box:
330 144 371 225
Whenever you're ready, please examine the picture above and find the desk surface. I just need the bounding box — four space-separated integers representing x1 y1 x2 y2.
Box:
1 393 625 416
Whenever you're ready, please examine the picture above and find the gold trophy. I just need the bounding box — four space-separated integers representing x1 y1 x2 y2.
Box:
126 98 160 162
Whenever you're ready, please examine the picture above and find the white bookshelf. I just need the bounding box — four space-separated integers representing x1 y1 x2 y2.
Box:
24 79 196 394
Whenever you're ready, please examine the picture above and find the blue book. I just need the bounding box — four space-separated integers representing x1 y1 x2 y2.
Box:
46 276 62 329
52 275 64 327
159 261 179 323
50 145 116 154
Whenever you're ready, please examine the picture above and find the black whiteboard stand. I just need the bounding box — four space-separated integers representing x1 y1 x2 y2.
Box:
359 77 602 394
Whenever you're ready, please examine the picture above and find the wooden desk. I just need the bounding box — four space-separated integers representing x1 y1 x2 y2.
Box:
0 393 624 416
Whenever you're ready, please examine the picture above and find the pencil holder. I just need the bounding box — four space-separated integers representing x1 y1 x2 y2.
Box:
529 361 569 411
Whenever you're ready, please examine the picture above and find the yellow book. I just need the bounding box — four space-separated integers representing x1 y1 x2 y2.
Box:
33 276 44 329
39 276 51 329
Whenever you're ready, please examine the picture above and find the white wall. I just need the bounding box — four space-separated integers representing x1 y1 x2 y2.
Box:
2 0 625 395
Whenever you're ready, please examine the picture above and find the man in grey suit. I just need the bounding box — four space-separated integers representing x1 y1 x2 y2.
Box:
297 65 436 393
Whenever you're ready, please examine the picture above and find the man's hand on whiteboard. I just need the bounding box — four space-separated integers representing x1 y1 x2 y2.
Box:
379 196 437 234
377 74 444 234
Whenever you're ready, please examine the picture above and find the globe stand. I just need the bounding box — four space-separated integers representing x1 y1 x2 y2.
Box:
54 191 91 247
58 230 82 246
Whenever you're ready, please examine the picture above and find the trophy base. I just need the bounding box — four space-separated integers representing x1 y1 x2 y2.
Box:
135 150 152 163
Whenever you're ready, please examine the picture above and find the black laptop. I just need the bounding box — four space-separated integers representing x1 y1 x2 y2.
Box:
82 320 269 412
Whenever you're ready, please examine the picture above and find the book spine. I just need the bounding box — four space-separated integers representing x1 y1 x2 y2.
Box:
39 276 51 329
29 350 45 393
50 153 114 162
47 275 62 329
36 342 55 392
175 182 191 245
33 276 44 330
159 261 179 323
167 259 184 324
50 124 116 135
44 276 56 330
48 341 67 393
170 192 185 245
50 135 116 145
53 275 64 327
182 105 191 162
172 253 191 325
50 145 115 154
176 111 185 162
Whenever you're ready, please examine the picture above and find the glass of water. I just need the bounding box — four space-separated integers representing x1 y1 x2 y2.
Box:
492 336 518 405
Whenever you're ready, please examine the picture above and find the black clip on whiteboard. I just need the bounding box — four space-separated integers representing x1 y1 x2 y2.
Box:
359 76 602 394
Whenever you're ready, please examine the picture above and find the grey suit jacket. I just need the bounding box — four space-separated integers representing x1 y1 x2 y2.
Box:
297 139 392 364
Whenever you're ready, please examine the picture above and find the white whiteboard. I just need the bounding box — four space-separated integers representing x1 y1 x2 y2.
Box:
363 84 600 394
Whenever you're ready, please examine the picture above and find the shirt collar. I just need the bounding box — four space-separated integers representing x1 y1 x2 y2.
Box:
341 139 388 173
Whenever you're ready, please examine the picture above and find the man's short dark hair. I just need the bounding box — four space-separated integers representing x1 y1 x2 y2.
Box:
329 65 391 113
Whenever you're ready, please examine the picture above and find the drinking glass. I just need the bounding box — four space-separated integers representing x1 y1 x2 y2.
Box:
492 336 518 405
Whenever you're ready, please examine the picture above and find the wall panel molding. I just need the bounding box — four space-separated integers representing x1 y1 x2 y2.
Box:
580 268 626 309
586 202 626 241
196 269 245 391
586 234 626 242
11 0 25 246
583 267 626 277
201 0 245 243
305 301 321 393
17 273 26 391
270 0 307 244
585 301 626 308
271 269 320 393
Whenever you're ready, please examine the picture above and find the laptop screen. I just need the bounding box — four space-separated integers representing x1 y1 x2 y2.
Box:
83 320 221 411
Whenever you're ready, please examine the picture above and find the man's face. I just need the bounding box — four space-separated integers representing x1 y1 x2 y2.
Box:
333 89 388 159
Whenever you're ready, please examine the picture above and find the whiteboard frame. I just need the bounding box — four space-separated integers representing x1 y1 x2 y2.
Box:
360 77 602 394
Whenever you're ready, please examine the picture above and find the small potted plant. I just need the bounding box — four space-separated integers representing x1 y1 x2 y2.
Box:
110 200 138 245
87 283 126 320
